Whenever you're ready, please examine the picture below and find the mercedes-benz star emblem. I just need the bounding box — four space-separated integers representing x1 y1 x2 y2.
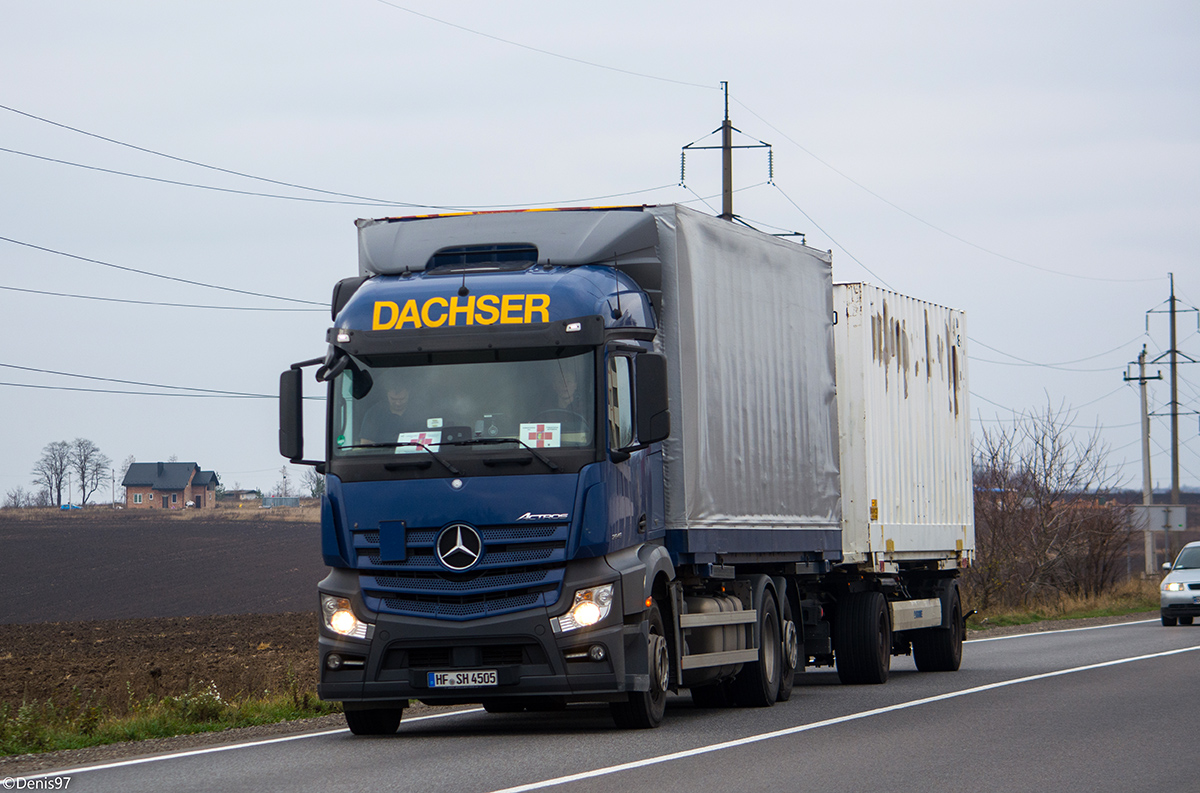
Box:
435 524 483 571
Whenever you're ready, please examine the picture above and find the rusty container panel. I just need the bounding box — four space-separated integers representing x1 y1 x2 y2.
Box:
833 283 974 566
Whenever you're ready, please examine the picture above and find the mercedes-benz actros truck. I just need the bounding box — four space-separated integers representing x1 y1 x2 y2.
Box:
279 204 974 734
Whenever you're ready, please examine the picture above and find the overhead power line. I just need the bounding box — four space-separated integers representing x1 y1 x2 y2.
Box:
971 334 1147 368
770 182 895 290
0 284 324 312
372 1 716 90
0 145 397 207
0 104 677 211
0 235 325 306
0 362 270 398
730 95 1163 286
0 381 267 399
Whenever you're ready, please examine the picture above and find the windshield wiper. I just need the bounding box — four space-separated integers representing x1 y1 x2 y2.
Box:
441 437 559 471
339 442 461 475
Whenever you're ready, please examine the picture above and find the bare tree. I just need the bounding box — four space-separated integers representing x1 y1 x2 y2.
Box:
31 440 71 507
966 401 1134 610
4 486 29 508
69 437 112 507
301 467 325 498
119 454 137 503
273 466 294 498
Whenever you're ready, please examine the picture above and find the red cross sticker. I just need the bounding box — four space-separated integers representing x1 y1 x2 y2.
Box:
526 424 558 448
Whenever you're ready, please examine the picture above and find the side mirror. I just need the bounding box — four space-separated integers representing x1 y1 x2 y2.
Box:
1162 562 1172 572
279 357 325 466
635 353 670 444
279 368 304 462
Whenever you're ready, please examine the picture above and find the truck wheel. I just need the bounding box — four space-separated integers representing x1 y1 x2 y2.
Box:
835 591 891 685
345 708 404 735
611 601 669 729
912 587 964 672
777 596 799 702
1162 614 1178 627
731 591 781 707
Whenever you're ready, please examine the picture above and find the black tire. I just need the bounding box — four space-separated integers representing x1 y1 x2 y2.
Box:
345 708 404 735
731 591 781 707
912 587 964 672
835 591 891 685
777 596 799 702
1180 616 1194 626
611 601 669 729
1162 614 1178 627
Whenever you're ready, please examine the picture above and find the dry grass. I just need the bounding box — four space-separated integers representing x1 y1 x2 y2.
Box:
967 577 1160 629
0 504 319 522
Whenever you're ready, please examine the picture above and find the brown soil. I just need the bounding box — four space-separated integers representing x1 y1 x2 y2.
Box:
0 510 327 624
0 613 318 715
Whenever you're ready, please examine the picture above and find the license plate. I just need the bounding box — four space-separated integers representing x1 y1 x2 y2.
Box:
427 669 498 688
1193 596 1199 604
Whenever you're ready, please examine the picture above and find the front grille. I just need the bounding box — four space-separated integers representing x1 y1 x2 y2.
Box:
383 591 544 619
1188 583 1200 591
353 522 569 621
382 642 546 670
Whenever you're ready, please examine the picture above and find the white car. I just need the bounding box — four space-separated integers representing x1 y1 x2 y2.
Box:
1161 540 1200 626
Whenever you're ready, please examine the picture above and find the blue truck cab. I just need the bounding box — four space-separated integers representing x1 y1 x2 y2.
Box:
281 208 680 733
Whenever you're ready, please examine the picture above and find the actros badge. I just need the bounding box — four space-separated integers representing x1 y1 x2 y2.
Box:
435 524 484 571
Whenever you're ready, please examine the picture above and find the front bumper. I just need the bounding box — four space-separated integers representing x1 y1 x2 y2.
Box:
318 576 652 706
1161 583 1200 618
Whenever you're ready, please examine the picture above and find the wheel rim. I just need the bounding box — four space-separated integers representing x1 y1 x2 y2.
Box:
783 620 799 670
650 633 669 696
762 611 779 684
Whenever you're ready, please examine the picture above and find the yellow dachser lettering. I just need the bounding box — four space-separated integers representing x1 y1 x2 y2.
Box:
372 301 399 330
374 294 552 329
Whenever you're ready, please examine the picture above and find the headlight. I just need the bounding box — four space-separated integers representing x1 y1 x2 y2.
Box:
554 584 614 633
1163 582 1186 592
321 594 372 639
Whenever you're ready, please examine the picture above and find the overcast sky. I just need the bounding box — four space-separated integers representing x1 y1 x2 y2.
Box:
2 1 1198 500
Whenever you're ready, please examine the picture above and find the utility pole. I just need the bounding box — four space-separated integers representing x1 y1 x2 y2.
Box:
720 82 733 220
1170 272 1180 511
1125 345 1161 574
679 82 771 223
1148 272 1199 566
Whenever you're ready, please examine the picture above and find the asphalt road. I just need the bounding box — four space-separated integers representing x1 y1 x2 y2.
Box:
15 619 1200 793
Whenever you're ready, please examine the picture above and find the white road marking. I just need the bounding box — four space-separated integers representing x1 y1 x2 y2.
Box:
965 618 1158 643
484 643 1200 793
14 623 1187 785
15 707 485 780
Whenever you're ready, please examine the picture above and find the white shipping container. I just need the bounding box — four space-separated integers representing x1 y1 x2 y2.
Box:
833 283 975 566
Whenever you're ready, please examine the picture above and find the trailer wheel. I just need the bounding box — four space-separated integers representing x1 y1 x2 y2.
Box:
834 591 891 685
912 587 964 672
345 708 404 735
611 601 669 729
731 590 781 707
777 596 798 702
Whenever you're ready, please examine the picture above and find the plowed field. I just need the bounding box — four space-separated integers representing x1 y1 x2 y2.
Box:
0 509 327 712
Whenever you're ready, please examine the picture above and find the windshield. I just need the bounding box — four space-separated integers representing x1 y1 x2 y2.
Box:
1173 546 1200 570
331 347 595 459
